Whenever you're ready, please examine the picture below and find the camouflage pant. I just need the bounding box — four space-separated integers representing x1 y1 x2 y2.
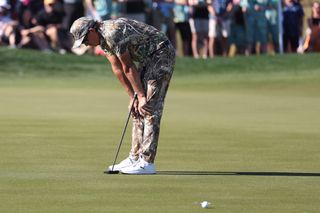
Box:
130 43 175 163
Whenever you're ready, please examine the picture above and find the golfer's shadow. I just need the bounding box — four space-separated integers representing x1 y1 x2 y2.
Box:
157 171 320 177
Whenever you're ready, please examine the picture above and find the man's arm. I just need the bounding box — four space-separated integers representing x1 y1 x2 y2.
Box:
117 51 150 116
106 54 135 99
117 51 145 98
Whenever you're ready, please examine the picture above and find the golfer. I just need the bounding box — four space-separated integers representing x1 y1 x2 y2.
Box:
70 17 175 174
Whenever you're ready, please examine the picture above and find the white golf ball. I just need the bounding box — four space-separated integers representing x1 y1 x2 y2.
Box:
201 201 209 208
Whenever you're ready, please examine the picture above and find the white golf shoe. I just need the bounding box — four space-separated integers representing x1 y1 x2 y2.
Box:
108 155 138 172
120 156 156 175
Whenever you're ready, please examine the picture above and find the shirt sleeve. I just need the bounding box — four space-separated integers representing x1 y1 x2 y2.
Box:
108 23 130 57
103 44 115 56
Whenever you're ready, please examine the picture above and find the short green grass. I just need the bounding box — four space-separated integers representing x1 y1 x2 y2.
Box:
0 48 320 213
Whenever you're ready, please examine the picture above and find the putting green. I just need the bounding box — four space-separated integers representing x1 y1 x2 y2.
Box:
0 49 320 213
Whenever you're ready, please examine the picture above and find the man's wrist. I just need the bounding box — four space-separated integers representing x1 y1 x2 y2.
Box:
137 93 145 98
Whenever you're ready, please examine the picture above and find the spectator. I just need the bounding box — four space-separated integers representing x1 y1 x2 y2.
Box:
85 0 112 56
155 0 176 47
174 0 192 56
188 0 212 59
110 0 122 19
15 0 44 24
242 0 269 54
208 0 217 57
85 0 113 20
228 0 246 55
117 0 148 23
282 0 304 53
62 0 84 30
150 0 161 28
0 0 18 48
212 0 232 56
302 1 320 52
265 0 279 53
33 0 65 53
58 0 85 54
18 8 52 52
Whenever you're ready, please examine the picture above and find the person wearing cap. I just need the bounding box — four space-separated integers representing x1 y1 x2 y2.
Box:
70 17 175 174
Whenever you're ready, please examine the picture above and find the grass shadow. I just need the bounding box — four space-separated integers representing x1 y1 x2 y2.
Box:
157 171 320 177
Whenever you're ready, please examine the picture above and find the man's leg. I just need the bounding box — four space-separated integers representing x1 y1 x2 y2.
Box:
121 46 175 174
140 45 175 163
129 64 148 160
130 116 143 160
140 77 170 163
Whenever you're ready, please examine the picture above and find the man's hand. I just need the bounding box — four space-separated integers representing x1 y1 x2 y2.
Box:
137 96 152 117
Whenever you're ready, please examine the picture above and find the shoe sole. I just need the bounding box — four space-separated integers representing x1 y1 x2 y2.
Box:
120 169 156 175
107 163 138 173
120 172 156 175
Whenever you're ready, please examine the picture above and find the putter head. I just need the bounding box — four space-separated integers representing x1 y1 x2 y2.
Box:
104 169 120 174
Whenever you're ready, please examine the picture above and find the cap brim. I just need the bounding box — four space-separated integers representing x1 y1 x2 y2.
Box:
72 36 85 49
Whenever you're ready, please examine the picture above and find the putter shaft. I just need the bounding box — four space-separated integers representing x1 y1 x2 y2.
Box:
110 93 137 172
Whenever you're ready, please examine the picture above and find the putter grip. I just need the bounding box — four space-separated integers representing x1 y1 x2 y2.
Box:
130 93 137 111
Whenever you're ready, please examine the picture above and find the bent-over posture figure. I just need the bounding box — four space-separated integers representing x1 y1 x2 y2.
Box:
70 17 175 174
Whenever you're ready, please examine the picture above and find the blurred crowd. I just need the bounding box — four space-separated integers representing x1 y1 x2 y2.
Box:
1 0 320 57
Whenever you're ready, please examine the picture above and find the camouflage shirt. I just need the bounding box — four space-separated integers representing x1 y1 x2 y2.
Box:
98 18 168 62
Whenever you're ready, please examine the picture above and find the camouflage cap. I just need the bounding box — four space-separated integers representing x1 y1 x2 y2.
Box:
70 17 96 49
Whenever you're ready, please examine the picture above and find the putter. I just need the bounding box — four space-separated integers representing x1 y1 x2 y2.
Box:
105 93 137 174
